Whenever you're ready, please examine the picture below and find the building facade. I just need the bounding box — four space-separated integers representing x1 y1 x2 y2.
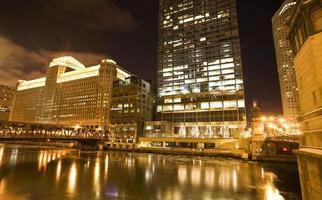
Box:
272 0 300 127
10 56 153 143
109 77 154 146
156 0 246 138
0 85 14 121
287 0 322 199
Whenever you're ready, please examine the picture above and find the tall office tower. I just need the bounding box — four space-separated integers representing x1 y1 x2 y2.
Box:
156 0 246 138
272 0 300 127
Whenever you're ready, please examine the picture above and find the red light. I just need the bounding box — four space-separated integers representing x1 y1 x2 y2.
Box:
282 147 288 152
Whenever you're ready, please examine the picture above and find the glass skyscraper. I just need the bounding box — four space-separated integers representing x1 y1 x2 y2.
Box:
156 0 246 138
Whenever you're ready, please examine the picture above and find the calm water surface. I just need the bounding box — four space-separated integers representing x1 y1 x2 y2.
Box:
0 144 301 200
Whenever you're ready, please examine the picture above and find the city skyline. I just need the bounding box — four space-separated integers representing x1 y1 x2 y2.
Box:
1 1 320 199
0 0 285 114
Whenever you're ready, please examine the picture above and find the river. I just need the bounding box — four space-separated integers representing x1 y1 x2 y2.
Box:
0 144 301 200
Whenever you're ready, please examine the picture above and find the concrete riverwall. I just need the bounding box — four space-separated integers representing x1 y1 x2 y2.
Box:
294 148 322 200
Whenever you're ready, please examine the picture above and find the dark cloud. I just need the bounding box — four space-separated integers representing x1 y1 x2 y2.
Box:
42 0 139 31
0 36 108 86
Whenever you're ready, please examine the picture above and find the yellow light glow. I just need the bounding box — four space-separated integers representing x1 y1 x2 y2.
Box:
0 179 6 194
102 59 117 65
38 151 44 171
191 166 201 187
94 161 101 193
16 56 130 90
68 162 77 194
178 165 187 185
56 160 62 182
0 147 3 165
268 123 276 129
50 56 85 70
104 155 109 178
265 184 284 200
17 78 46 91
204 167 215 188
57 65 100 83
278 118 285 123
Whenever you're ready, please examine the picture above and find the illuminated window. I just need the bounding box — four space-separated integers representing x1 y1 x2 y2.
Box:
209 65 220 70
185 103 196 110
163 72 172 77
222 80 235 86
164 98 173 103
224 100 237 108
201 102 209 109
238 100 245 108
173 98 181 103
221 63 234 69
222 69 234 74
197 78 207 83
221 58 233 63
174 66 184 70
210 101 223 109
162 68 172 72
185 79 195 84
209 71 220 76
163 105 173 111
174 104 184 110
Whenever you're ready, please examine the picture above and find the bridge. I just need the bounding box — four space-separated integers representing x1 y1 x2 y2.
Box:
251 123 300 161
0 121 108 145
265 124 301 142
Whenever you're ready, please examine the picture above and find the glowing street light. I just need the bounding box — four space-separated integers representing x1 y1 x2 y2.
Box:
268 123 276 129
278 118 285 123
75 125 80 130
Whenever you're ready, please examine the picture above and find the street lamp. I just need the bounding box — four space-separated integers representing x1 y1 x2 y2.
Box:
75 124 80 130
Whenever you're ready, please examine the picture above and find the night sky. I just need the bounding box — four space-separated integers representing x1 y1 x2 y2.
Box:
0 0 285 115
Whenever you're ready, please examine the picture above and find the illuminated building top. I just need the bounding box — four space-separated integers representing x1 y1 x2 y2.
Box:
17 56 127 91
49 56 86 70
279 2 296 15
10 55 154 136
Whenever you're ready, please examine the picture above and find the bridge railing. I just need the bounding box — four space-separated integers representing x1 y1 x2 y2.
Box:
0 121 108 140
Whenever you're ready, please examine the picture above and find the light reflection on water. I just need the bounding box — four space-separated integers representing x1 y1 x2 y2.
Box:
68 161 77 194
56 159 62 182
0 144 301 200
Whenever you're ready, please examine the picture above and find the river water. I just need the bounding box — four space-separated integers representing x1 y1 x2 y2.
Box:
0 144 301 200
